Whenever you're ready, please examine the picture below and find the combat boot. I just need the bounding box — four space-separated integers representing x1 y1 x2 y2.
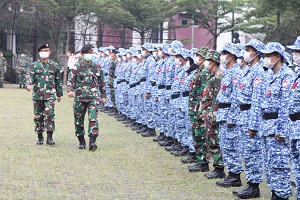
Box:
136 126 148 134
141 128 156 137
36 133 44 145
165 139 180 151
181 152 197 164
89 135 97 151
233 182 260 199
77 135 86 149
46 132 55 145
131 123 142 131
125 119 135 127
188 163 209 172
19 84 22 88
271 191 288 200
153 132 165 142
204 167 226 179
102 107 110 113
216 172 242 187
158 137 174 146
171 146 189 156
108 108 118 116
22 84 26 89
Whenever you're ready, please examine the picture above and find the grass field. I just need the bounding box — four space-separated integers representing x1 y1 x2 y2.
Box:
0 85 288 199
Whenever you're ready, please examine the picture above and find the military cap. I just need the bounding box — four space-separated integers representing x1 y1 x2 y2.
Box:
245 39 265 52
190 48 198 54
141 43 154 52
283 51 293 66
261 42 285 57
206 49 220 64
81 44 94 53
221 43 239 57
174 48 190 59
287 36 300 50
161 43 170 54
197 46 210 58
170 40 183 50
38 43 50 52
117 48 126 56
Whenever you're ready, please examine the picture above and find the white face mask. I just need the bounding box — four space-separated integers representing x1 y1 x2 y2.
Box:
109 55 113 60
133 58 138 63
137 54 142 59
220 55 231 65
264 57 279 69
220 64 226 71
186 60 190 67
175 58 181 65
152 51 158 58
158 51 163 58
237 58 244 67
122 56 127 61
193 56 201 65
127 53 131 59
293 52 300 66
168 48 173 55
39 52 50 59
117 57 122 62
204 60 212 71
141 50 147 57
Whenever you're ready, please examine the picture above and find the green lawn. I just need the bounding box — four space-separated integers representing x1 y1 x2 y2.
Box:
0 85 283 199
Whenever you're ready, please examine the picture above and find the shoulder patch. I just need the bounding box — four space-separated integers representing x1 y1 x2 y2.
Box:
282 80 289 88
232 77 238 84
253 78 261 86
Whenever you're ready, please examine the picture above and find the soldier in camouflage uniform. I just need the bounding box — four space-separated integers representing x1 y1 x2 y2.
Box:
16 53 30 88
0 51 8 88
67 44 106 151
107 47 118 115
200 50 225 179
26 43 63 145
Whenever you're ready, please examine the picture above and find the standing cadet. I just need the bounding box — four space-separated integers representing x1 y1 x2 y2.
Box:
0 51 7 88
16 53 30 88
107 46 118 115
287 36 300 200
215 43 243 187
233 39 266 199
26 43 63 145
260 42 294 200
67 44 106 151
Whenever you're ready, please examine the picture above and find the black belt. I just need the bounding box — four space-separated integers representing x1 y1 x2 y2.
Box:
129 84 135 88
171 93 180 99
263 112 278 120
120 79 126 83
151 82 157 86
158 85 165 89
289 112 300 121
104 73 108 76
240 104 251 111
117 81 121 84
140 78 146 82
218 103 231 109
166 85 171 90
182 91 190 97
126 81 129 84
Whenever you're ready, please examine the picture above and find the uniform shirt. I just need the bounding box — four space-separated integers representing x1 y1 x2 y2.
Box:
16 57 30 73
67 58 106 102
142 54 156 94
289 69 300 139
0 56 7 73
165 57 175 100
108 59 118 88
26 59 63 100
216 63 242 124
261 64 294 138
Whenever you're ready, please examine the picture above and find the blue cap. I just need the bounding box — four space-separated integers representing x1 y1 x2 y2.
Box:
107 46 115 50
171 40 183 50
236 44 245 58
245 39 265 52
283 51 293 66
129 47 137 55
141 43 154 52
174 48 190 59
117 48 126 56
190 48 198 54
161 43 170 54
287 36 300 50
221 43 239 57
261 42 285 57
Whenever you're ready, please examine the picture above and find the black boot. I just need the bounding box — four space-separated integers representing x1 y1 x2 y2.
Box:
136 125 148 134
141 128 156 137
132 123 142 131
89 135 97 151
188 163 209 172
171 146 189 156
232 182 260 199
181 152 197 164
19 84 22 88
271 190 288 200
102 107 110 113
36 133 44 145
153 132 165 142
125 120 135 127
165 140 180 151
216 172 242 187
108 108 118 116
77 135 86 149
204 167 226 179
158 137 174 146
46 132 55 145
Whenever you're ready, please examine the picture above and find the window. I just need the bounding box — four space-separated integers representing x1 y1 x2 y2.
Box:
180 19 188 26
193 19 199 26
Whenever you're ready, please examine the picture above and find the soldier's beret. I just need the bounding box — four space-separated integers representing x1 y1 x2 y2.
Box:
81 44 94 53
38 43 50 52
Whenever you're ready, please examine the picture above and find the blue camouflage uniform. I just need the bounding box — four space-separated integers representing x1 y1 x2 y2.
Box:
260 42 294 199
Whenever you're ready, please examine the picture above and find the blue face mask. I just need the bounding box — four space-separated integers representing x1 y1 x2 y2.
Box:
84 54 93 61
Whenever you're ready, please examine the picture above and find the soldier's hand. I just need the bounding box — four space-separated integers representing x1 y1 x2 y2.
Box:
274 135 285 141
68 91 75 98
101 98 106 103
227 123 235 128
57 97 61 103
249 130 257 138
26 85 31 92
145 93 151 99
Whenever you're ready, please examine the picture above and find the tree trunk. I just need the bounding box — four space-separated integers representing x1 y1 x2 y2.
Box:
63 19 71 86
213 17 218 50
276 12 281 38
140 30 145 45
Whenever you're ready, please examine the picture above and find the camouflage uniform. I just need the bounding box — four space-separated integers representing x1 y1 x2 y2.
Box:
26 59 63 134
67 58 106 137
108 58 118 108
16 55 30 88
0 55 7 87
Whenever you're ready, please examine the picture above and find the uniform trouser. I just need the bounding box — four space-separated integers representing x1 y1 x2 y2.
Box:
156 97 168 134
240 125 263 183
104 83 113 108
219 122 243 174
108 84 116 107
18 71 26 85
175 110 186 145
145 96 156 129
166 101 176 138
136 92 145 125
181 112 195 152
264 136 292 199
191 117 206 163
291 139 300 200
74 100 99 137
123 90 129 116
33 99 55 134
201 116 223 168
0 71 3 84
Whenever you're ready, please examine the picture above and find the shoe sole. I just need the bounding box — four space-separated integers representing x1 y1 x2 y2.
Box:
204 175 226 179
89 145 97 151
216 182 242 187
237 194 260 199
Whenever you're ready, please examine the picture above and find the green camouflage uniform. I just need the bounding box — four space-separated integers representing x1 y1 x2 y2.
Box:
26 59 63 134
67 58 106 137
0 56 7 86
108 59 118 107
16 55 30 87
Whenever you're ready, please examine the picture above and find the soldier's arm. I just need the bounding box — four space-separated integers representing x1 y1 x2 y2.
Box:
211 76 222 123
98 68 106 98
25 63 35 86
55 65 63 97
67 67 76 92
227 70 240 125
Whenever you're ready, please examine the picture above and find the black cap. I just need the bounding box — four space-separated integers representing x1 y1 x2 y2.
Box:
109 49 117 54
81 44 94 53
38 43 50 52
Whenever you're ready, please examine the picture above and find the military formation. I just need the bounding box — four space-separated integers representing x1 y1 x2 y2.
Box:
16 53 31 88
